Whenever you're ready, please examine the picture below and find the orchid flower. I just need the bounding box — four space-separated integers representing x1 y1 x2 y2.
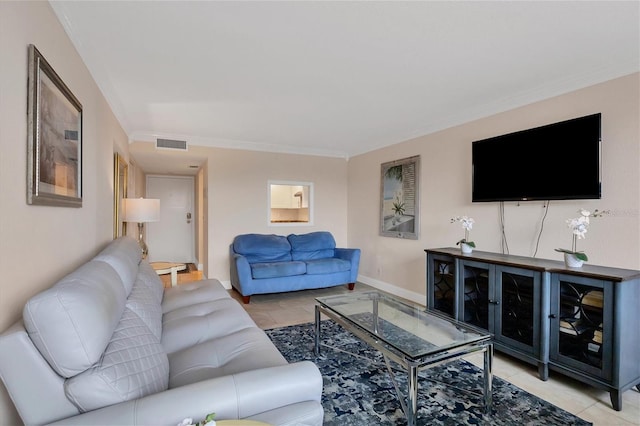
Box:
451 215 476 247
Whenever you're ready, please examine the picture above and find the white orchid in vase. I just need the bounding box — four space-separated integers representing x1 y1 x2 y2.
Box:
451 215 475 248
177 413 216 426
555 209 608 262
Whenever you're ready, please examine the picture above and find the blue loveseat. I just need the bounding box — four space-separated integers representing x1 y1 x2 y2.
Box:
230 231 360 303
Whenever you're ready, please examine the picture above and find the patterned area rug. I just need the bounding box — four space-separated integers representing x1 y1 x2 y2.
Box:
265 321 591 426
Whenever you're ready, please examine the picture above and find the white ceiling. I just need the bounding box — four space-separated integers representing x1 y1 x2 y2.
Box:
50 1 639 172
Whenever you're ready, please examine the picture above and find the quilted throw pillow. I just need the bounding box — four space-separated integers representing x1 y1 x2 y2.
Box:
64 307 169 412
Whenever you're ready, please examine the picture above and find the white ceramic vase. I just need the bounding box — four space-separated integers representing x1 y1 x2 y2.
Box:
461 243 473 254
564 253 584 268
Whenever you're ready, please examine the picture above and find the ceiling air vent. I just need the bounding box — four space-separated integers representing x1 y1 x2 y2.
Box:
156 138 188 151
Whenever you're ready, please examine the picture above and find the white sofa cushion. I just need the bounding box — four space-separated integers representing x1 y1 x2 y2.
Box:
137 260 165 304
168 327 286 388
65 307 169 412
161 279 230 313
161 298 256 354
126 278 163 340
23 261 126 377
93 236 142 295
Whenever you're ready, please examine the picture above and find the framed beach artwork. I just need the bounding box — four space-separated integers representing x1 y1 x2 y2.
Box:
27 44 83 207
380 155 420 239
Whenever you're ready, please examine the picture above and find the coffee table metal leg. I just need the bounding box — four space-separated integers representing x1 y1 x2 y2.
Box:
407 363 419 426
483 343 493 412
314 305 321 356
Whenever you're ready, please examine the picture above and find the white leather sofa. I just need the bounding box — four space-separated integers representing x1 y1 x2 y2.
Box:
0 237 323 425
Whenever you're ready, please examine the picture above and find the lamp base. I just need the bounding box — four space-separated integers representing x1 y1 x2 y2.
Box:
137 223 149 259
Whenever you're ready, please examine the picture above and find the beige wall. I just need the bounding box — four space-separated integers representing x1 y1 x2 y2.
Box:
348 73 640 303
126 143 348 283
0 2 638 424
204 148 349 285
0 2 129 423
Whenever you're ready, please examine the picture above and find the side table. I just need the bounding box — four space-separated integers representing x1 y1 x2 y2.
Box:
150 262 187 287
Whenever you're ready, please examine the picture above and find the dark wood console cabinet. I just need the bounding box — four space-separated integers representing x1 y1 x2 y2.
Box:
425 248 640 411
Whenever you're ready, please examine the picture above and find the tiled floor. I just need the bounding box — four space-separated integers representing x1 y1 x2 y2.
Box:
229 283 640 426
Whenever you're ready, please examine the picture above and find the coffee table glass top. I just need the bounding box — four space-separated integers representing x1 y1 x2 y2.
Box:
316 291 490 359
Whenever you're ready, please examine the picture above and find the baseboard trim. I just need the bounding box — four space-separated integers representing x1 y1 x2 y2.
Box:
357 275 425 306
219 275 424 305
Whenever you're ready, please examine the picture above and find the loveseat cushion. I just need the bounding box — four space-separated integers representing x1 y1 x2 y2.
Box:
288 232 336 261
64 307 169 412
305 258 351 275
251 261 306 279
233 234 292 263
23 261 126 378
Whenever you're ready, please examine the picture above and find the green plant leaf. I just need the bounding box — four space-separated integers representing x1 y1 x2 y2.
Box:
392 200 405 215
574 252 588 261
554 248 588 261
196 413 215 425
456 239 475 247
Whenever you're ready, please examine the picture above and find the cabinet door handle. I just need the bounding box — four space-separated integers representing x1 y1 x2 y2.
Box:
489 299 500 305
549 314 557 319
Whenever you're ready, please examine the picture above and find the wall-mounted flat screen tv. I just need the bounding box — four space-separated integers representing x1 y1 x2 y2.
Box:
472 113 601 202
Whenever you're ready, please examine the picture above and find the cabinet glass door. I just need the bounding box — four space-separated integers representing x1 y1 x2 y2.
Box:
495 267 539 354
427 255 456 317
551 274 612 380
559 283 603 367
461 262 490 330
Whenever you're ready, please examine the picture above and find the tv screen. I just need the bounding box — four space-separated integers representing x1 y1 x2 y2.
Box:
472 113 601 202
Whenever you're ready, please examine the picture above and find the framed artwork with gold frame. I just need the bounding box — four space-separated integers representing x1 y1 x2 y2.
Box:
114 153 128 238
27 44 83 207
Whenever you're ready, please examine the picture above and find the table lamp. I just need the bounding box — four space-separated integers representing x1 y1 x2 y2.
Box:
123 198 160 258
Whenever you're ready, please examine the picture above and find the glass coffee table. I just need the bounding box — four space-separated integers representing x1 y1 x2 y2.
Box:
315 291 492 426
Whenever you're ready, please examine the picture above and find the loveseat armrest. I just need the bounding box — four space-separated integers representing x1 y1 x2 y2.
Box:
334 248 361 283
229 248 253 295
47 361 322 426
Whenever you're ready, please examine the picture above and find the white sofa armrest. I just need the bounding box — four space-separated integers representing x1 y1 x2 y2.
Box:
47 361 322 425
0 322 80 425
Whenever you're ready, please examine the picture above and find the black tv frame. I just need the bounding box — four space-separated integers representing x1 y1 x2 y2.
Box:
472 113 602 202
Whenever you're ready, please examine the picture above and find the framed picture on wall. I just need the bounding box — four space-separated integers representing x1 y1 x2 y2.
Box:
380 155 420 239
114 153 128 238
27 44 83 207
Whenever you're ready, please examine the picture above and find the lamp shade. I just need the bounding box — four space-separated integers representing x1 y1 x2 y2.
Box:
123 198 160 223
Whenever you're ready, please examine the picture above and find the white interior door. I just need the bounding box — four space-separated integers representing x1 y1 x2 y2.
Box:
146 175 195 263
